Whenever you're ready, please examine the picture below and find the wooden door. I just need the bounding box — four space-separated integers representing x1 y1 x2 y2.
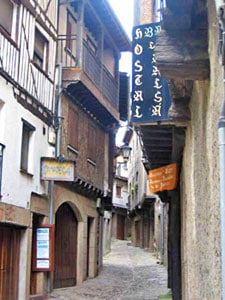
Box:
135 221 141 247
117 215 125 240
54 203 78 288
0 225 20 300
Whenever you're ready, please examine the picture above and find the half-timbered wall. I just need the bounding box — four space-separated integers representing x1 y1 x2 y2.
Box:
0 0 57 112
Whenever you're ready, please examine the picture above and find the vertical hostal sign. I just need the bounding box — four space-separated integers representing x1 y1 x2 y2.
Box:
132 22 172 123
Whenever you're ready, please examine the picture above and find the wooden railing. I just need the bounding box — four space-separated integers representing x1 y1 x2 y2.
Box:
0 31 19 82
58 35 118 110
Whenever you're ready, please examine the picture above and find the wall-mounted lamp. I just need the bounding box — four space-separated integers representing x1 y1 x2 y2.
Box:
120 144 132 162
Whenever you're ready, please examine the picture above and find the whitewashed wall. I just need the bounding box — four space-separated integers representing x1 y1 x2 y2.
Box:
0 76 55 208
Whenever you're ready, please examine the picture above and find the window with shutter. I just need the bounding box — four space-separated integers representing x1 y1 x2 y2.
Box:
66 11 77 53
68 108 79 150
0 0 13 35
0 0 18 41
33 28 49 72
88 123 96 162
116 185 122 197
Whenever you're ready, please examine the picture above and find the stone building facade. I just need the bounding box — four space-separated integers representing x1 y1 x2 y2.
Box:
134 0 224 299
180 1 222 298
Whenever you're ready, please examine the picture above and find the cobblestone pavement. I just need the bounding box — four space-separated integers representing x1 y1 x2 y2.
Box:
48 239 170 300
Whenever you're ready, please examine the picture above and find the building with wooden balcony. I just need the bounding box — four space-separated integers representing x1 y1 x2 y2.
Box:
0 0 58 299
51 0 131 295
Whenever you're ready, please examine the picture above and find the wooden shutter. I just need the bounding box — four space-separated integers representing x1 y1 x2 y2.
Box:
116 185 122 197
88 123 96 162
68 108 78 149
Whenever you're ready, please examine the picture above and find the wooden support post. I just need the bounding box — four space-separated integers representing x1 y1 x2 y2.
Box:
155 30 209 80
167 127 186 300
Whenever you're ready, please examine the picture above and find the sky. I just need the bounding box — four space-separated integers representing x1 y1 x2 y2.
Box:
108 0 134 75
107 0 134 145
108 0 134 145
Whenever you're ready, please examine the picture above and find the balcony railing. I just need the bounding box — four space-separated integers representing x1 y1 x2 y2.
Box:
58 35 118 110
0 31 19 82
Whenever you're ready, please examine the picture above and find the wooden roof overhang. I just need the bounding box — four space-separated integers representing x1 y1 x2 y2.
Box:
155 0 209 81
65 81 119 127
154 0 209 121
128 195 156 217
90 0 132 52
138 123 186 172
138 125 173 170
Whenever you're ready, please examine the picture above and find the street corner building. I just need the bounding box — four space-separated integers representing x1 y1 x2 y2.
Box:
0 0 131 299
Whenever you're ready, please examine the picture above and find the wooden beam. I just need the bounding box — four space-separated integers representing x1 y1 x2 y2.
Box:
155 30 209 80
162 8 192 30
166 0 193 13
166 79 192 121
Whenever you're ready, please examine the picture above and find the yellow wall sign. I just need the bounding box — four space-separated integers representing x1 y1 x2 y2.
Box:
148 163 177 193
41 157 75 181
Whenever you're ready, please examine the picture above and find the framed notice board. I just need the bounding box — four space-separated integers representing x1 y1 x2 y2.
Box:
32 225 55 272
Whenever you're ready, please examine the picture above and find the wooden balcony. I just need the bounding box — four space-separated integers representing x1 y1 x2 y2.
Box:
58 35 120 125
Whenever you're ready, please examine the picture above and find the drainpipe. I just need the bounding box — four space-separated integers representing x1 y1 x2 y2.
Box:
49 63 62 224
47 63 62 293
218 11 225 300
56 63 62 158
219 77 225 300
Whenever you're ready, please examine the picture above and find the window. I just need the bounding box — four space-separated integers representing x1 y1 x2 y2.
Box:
66 11 77 53
88 123 96 162
116 185 122 198
20 120 35 172
0 0 18 39
68 108 79 150
0 0 13 35
33 28 49 71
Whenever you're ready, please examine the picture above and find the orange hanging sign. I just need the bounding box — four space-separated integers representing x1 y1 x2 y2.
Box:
148 163 177 193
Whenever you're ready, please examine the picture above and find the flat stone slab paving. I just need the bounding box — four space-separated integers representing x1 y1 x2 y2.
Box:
48 239 170 300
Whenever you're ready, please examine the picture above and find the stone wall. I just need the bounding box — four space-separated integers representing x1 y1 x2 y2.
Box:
180 0 223 298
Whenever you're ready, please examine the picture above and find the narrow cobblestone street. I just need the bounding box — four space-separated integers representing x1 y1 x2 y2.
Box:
48 239 170 300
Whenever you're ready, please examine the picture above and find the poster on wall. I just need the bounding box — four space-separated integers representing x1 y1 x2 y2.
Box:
131 22 172 123
32 225 55 272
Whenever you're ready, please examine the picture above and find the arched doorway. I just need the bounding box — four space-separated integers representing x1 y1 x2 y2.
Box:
54 203 78 288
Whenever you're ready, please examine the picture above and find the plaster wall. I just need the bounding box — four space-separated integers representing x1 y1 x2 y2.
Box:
113 179 128 208
0 77 54 208
181 1 223 298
